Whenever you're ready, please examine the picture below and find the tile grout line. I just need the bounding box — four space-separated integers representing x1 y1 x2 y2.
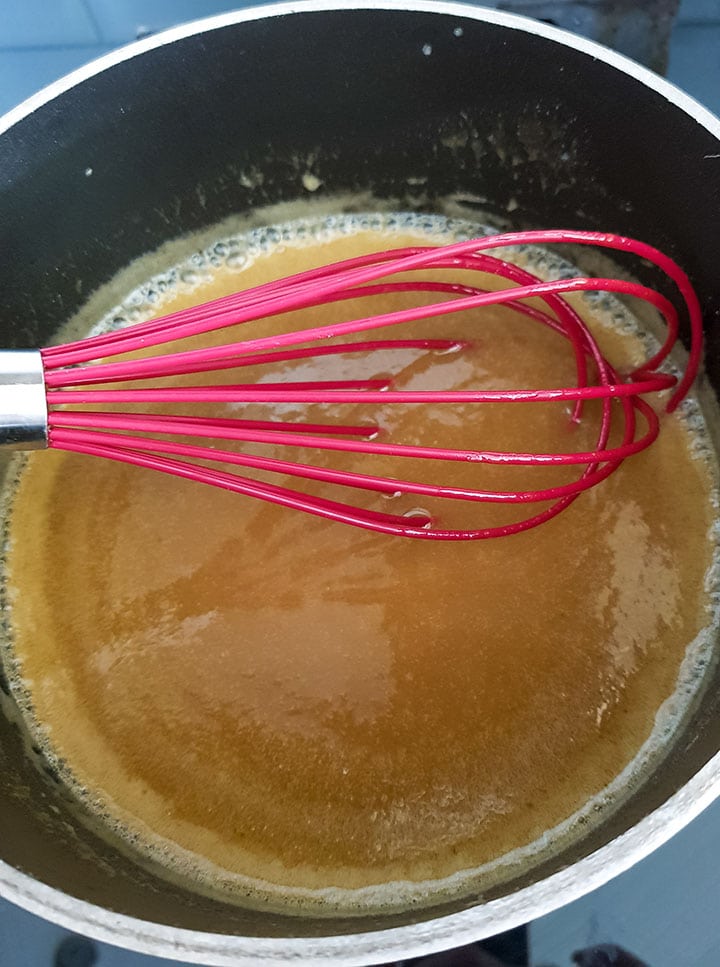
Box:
0 45 111 54
79 0 105 45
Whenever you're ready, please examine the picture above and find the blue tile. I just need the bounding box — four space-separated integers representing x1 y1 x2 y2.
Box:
667 23 720 116
676 0 720 24
0 896 189 966
0 46 112 116
0 0 99 47
0 897 66 967
531 797 720 966
0 903 158 966
85 0 260 45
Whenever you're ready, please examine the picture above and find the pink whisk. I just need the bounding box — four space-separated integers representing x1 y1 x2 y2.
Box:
1 230 702 540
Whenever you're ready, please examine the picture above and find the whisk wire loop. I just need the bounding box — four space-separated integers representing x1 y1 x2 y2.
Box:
37 230 702 540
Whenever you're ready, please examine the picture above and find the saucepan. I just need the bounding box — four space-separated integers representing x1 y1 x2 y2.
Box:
1 2 719 963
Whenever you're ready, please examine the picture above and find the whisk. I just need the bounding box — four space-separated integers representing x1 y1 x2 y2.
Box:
0 229 702 540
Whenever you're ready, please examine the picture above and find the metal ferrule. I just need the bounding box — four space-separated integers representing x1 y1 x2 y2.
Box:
0 350 48 450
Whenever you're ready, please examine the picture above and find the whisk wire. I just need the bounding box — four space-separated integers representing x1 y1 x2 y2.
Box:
37 229 702 539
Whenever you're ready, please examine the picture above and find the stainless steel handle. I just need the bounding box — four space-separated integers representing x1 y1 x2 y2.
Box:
0 351 48 450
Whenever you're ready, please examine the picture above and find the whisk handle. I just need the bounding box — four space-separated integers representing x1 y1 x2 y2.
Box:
0 351 48 450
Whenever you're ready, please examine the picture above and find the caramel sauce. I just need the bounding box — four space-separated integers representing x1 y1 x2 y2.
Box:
3 218 717 912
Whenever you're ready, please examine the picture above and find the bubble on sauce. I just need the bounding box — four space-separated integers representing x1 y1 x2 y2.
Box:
403 507 432 523
302 172 322 192
1 207 719 916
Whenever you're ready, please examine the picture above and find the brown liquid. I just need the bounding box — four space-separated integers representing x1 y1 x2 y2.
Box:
3 215 718 912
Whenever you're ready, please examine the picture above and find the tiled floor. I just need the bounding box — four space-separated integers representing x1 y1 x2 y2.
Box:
669 25 720 112
1 2 719 966
0 0 261 116
1 0 719 119
532 796 720 967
